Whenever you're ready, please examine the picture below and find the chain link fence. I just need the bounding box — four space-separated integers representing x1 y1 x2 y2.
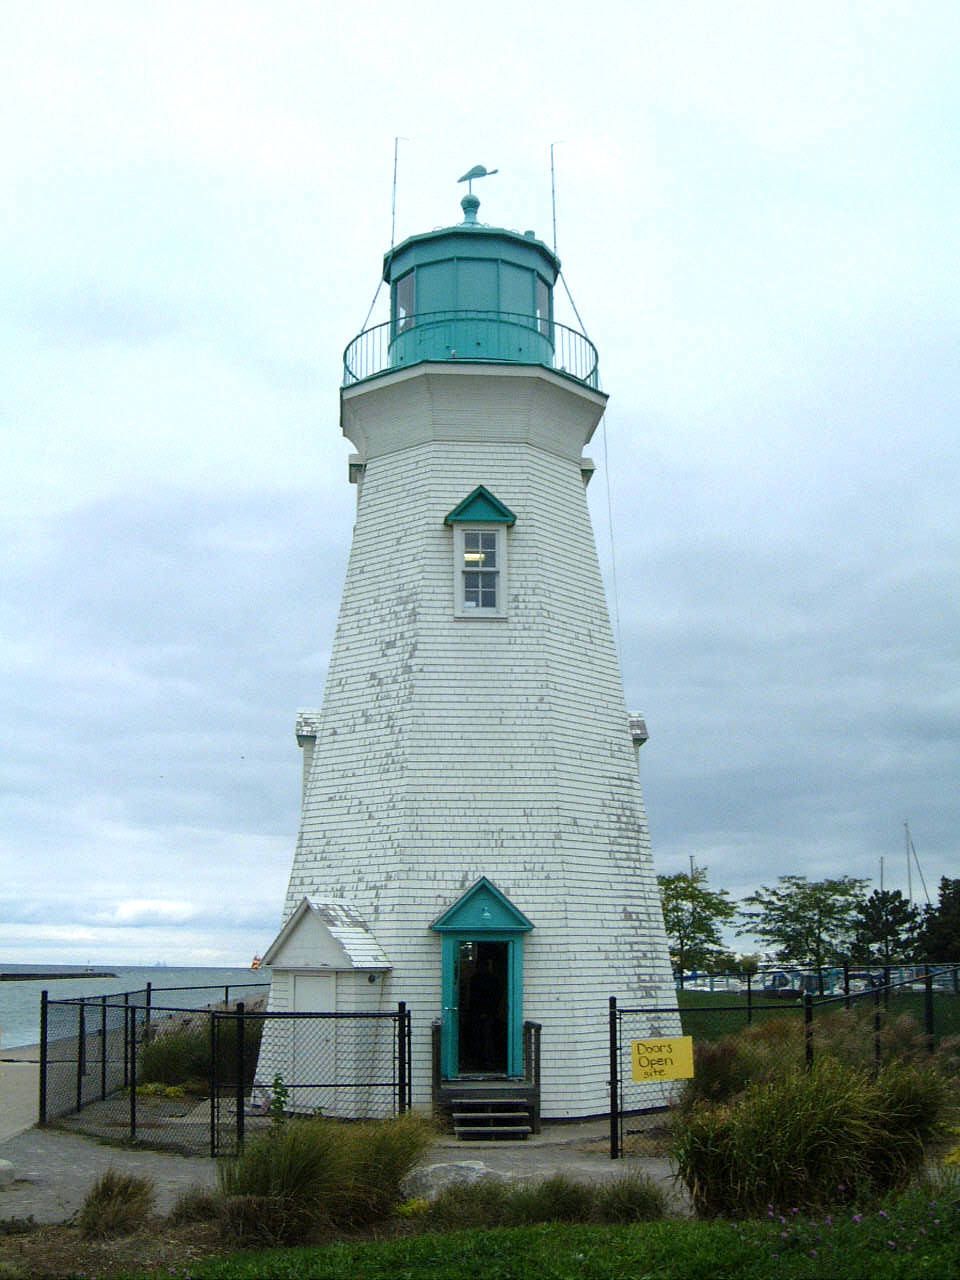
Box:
610 963 960 1158
39 983 411 1156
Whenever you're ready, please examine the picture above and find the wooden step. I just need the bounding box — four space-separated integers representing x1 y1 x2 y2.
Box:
449 1098 528 1105
455 1125 532 1138
452 1111 530 1120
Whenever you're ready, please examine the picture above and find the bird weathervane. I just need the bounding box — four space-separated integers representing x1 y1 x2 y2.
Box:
458 164 499 194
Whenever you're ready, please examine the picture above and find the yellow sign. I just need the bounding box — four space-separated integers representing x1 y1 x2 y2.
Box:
630 1036 694 1082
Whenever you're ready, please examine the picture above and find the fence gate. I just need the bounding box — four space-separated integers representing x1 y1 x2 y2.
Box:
608 997 682 1159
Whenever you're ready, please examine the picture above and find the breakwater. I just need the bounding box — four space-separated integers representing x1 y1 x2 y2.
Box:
1 972 117 982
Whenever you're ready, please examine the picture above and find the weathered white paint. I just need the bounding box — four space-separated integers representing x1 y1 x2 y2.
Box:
265 359 677 1118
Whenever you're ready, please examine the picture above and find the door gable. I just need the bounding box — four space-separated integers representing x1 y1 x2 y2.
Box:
430 877 533 933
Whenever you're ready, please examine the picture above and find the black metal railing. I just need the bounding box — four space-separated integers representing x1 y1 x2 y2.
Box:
343 310 600 389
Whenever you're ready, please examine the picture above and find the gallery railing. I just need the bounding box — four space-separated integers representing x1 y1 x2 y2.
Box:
343 310 600 390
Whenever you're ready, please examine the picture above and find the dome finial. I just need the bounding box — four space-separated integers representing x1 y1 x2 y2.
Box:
457 163 498 223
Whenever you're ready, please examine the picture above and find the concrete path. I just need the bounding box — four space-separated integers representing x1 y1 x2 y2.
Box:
0 1053 684 1225
0 1121 682 1226
0 1056 39 1143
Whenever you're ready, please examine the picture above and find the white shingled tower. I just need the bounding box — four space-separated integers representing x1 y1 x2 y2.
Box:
260 177 675 1123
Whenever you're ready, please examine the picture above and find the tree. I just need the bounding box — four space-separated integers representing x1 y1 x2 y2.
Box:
657 868 737 984
850 889 921 964
917 877 960 962
738 875 868 970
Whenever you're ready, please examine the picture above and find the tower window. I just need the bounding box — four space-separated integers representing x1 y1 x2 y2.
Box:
453 525 507 618
444 487 515 620
462 530 498 609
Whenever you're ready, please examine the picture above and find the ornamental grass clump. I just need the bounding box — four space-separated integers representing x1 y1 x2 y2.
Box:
592 1171 670 1223
77 1169 155 1240
673 1056 953 1219
335 1112 436 1225
218 1113 433 1246
423 1172 667 1230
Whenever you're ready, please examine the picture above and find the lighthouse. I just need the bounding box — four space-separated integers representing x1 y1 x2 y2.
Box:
259 174 676 1123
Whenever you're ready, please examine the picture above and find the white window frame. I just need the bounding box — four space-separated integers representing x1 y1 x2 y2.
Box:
453 523 508 619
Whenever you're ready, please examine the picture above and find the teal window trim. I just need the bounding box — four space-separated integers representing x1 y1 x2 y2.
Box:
444 486 517 527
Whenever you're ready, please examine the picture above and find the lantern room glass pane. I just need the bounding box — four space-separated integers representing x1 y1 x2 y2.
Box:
395 272 415 333
535 276 551 336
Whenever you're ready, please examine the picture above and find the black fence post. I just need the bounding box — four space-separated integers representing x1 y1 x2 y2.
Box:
235 1003 245 1150
873 985 882 1063
76 1002 86 1113
406 1008 413 1112
804 993 814 1068
210 1013 218 1159
924 964 935 1054
123 993 130 1088
39 990 48 1126
882 966 890 1011
608 996 619 1160
843 963 850 1010
128 1004 137 1143
397 1002 408 1114
100 996 107 1101
145 982 152 1038
746 971 753 1025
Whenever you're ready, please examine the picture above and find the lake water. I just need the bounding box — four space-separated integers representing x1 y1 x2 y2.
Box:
0 964 271 1050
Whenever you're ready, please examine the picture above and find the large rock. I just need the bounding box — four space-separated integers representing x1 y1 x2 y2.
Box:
401 1160 512 1202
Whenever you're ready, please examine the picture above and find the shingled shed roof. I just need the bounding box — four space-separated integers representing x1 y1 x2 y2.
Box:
262 898 391 971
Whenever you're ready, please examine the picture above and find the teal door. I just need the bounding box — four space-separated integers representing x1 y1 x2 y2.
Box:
441 934 522 1077
431 878 533 1081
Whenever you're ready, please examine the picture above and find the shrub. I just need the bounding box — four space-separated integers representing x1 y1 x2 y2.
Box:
135 1081 186 1099
138 1015 264 1090
680 1015 801 1108
218 1114 433 1245
137 1024 209 1089
77 1169 155 1239
672 1056 953 1218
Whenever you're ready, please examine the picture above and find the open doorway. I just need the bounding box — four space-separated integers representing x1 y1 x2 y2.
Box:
456 939 508 1074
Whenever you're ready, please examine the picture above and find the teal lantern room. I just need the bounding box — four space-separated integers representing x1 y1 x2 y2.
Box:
343 187 599 388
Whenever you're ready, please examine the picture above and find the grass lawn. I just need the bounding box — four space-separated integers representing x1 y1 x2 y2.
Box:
175 1180 960 1280
673 986 960 1046
675 987 804 1041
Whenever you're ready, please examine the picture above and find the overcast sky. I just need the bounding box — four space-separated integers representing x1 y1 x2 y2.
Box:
2 2 957 965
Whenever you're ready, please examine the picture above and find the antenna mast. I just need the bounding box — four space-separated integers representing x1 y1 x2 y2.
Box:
550 141 562 255
390 136 408 247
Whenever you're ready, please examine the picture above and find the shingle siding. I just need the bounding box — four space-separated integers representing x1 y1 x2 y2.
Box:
266 364 676 1118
